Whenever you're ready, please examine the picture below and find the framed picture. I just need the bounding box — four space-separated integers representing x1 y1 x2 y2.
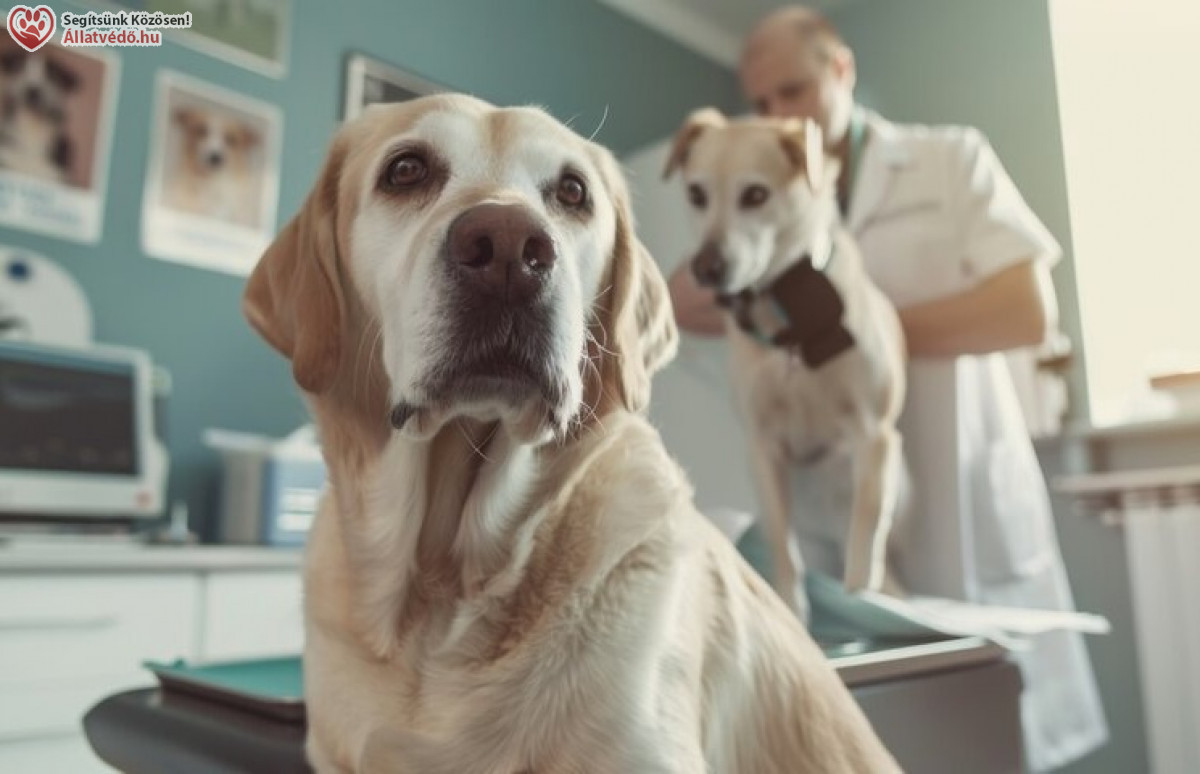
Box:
141 70 282 276
82 0 291 78
0 40 120 243
342 53 444 121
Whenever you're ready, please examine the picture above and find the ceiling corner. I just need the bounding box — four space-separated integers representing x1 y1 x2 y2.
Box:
596 0 742 70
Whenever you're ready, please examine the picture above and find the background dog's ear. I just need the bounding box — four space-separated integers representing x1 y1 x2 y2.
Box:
172 107 200 132
231 123 262 150
662 106 727 180
0 51 24 75
243 137 348 394
45 58 79 93
595 158 679 414
779 117 826 193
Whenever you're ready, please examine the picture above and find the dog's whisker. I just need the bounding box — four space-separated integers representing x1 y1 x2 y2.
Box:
351 325 376 402
455 420 495 463
587 105 610 142
352 324 383 405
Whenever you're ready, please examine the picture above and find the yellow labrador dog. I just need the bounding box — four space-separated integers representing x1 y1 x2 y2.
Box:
244 93 899 774
664 108 909 622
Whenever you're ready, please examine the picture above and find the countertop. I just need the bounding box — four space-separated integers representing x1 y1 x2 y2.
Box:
83 637 1019 774
825 634 1006 686
0 543 304 573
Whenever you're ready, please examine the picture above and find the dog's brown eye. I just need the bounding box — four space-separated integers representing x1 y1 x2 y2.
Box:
556 174 587 208
740 184 770 209
385 153 428 188
687 184 707 209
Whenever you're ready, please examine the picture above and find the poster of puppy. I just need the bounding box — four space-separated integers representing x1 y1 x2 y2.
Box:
141 70 281 276
0 40 119 243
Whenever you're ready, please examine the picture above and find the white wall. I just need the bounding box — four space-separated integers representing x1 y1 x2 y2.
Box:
621 140 759 521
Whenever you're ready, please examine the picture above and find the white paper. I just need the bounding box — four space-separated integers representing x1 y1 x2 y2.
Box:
807 572 1111 651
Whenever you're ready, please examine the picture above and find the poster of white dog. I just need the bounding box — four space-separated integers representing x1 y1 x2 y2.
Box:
0 39 119 243
141 70 281 276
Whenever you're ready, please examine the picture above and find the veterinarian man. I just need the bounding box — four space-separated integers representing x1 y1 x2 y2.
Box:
667 6 1108 772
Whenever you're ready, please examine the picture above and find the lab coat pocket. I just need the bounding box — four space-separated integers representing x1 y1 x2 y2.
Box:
971 441 1053 584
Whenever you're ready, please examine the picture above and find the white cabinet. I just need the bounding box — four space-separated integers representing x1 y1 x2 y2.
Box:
0 574 200 746
0 555 304 773
201 571 303 661
0 733 118 774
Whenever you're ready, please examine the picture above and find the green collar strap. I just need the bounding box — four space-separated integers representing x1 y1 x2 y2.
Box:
841 108 868 215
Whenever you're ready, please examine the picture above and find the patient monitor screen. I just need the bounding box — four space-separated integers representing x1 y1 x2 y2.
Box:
0 353 138 476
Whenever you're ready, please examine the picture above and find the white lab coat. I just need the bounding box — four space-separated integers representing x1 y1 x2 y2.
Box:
792 108 1108 772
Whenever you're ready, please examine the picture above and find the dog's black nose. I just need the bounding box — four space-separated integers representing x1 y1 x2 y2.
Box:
447 203 556 305
205 151 225 168
23 87 41 109
691 242 728 288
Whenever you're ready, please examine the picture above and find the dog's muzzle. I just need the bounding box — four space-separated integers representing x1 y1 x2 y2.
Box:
389 203 571 434
690 241 727 290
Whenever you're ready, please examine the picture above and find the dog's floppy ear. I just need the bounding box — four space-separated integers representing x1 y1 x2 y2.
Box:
243 136 348 394
779 117 826 193
594 155 679 414
0 50 24 75
662 106 726 180
230 123 262 150
45 58 79 93
173 107 200 132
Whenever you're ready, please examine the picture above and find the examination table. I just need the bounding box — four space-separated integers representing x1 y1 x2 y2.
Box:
84 634 1023 773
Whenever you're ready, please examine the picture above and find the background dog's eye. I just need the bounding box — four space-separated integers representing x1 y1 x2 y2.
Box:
740 184 770 209
556 174 587 208
687 184 708 209
385 153 428 188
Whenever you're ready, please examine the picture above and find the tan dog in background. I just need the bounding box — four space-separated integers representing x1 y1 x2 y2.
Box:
244 94 899 773
665 108 909 622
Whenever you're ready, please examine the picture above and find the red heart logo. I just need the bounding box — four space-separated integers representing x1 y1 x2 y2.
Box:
7 5 56 53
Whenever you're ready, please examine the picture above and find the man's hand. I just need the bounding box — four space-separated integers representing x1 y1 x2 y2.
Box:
668 262 727 337
898 258 1058 358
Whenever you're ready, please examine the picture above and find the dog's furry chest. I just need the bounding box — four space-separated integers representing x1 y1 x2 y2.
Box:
731 335 879 461
727 236 903 463
0 113 69 182
302 418 705 771
171 172 251 219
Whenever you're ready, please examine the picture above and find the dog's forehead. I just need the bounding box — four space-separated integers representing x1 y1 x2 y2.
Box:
349 97 603 185
689 124 792 183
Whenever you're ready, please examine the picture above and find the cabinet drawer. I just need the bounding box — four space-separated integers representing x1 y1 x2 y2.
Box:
0 731 117 773
0 672 151 742
201 571 303 661
0 574 200 687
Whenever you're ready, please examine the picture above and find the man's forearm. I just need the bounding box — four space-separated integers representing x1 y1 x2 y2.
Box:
898 259 1056 358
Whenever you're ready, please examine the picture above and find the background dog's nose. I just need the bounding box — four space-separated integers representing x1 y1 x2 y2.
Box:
691 242 728 288
447 203 556 304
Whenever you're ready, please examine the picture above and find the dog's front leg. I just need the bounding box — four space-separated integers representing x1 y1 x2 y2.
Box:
844 426 902 594
750 437 809 623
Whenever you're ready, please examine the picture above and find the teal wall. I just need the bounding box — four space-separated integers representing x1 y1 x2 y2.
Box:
827 2 1139 771
0 0 743 538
